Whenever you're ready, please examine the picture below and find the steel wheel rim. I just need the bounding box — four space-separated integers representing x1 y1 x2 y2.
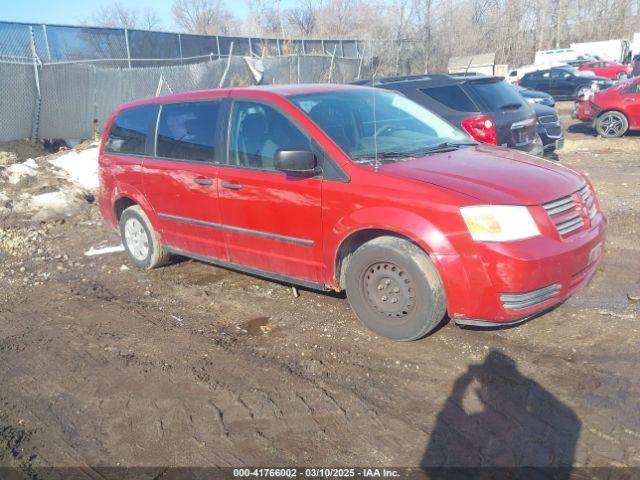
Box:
124 218 149 261
362 261 415 319
600 114 624 136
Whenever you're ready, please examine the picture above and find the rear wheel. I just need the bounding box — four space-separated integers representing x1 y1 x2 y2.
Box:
345 236 446 341
119 205 171 269
596 111 629 138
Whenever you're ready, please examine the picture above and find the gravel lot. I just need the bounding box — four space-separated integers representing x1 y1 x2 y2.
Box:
1 102 639 475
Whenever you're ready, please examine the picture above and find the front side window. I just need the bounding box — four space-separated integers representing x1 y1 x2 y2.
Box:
228 101 309 171
156 101 220 162
290 89 470 164
106 105 157 155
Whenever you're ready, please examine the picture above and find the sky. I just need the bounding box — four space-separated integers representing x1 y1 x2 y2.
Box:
0 0 297 32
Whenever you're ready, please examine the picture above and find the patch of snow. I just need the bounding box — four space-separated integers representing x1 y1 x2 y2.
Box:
3 158 38 184
84 245 125 256
29 189 82 221
49 146 99 191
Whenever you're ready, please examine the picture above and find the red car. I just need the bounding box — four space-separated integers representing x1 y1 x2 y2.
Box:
98 84 606 341
575 77 640 137
578 60 632 80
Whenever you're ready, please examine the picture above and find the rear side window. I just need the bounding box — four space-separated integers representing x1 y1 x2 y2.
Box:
156 101 220 162
420 85 477 112
466 80 527 112
106 105 157 155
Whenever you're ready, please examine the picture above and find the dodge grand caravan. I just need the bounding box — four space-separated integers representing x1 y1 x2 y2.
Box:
99 84 606 341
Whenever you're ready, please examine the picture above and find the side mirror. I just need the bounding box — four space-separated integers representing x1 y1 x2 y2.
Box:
274 149 318 175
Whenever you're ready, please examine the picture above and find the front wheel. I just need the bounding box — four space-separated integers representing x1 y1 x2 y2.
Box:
616 72 628 81
596 111 629 138
345 236 446 341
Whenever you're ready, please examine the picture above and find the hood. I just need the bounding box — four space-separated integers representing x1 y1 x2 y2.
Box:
532 103 556 117
380 145 585 205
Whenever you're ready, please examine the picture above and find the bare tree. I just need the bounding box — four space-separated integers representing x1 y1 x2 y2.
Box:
140 8 163 31
285 0 320 37
86 3 140 29
172 0 241 35
247 0 285 36
85 3 162 30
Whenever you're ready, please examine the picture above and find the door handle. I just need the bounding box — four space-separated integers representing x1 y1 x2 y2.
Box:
193 177 213 186
221 181 243 190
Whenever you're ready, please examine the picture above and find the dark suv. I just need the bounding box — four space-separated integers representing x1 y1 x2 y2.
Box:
519 67 613 100
356 74 543 156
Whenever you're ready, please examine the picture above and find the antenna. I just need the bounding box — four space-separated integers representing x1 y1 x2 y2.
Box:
372 71 380 172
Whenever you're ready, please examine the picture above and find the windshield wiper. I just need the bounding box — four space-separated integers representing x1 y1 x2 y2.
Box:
351 150 424 164
411 141 478 155
352 142 477 164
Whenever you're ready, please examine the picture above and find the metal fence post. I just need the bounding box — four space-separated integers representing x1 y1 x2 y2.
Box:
178 33 183 65
328 45 337 82
216 36 221 59
219 42 234 87
124 29 132 68
357 43 366 79
42 24 52 62
28 26 42 145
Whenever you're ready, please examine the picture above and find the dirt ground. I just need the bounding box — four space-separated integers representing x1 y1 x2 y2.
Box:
0 103 639 476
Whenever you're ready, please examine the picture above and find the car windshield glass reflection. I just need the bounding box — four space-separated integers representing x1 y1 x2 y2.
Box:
290 89 473 165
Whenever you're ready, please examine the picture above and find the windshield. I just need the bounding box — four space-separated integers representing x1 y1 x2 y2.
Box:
289 89 471 164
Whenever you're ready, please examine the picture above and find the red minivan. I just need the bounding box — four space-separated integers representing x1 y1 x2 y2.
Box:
98 84 606 341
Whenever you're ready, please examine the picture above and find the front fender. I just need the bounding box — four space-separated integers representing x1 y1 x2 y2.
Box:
324 206 462 285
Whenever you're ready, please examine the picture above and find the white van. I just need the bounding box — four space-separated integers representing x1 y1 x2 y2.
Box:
534 49 582 65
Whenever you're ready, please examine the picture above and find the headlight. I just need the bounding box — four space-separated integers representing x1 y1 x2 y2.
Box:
460 205 541 242
527 97 544 104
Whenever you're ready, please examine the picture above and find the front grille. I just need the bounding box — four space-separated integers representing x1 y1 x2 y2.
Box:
538 114 558 124
500 284 561 311
577 184 597 219
542 184 596 238
545 126 562 138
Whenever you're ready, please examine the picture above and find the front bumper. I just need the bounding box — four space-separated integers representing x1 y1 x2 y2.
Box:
436 212 606 326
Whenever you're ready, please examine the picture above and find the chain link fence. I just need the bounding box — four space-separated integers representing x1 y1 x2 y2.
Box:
0 21 364 65
0 54 373 142
0 20 374 143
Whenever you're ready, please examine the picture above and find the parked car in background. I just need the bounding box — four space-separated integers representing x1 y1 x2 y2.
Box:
513 85 556 107
99 84 605 340
355 74 543 156
532 103 563 156
573 76 640 137
519 66 613 99
578 61 632 80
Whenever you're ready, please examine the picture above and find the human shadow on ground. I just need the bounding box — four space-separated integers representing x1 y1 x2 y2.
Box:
421 350 581 480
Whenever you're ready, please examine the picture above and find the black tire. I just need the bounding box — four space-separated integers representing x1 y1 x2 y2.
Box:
119 205 171 270
616 72 628 80
595 111 629 138
345 236 446 341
